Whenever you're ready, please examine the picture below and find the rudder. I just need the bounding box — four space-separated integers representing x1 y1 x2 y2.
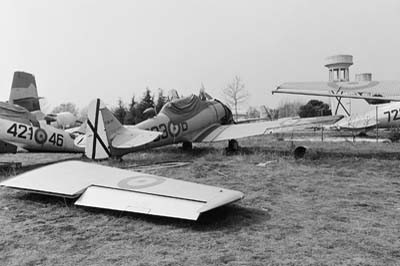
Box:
10 71 40 112
85 99 113 160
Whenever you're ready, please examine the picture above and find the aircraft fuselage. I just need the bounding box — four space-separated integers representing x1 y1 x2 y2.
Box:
335 102 400 130
0 118 84 153
110 100 229 156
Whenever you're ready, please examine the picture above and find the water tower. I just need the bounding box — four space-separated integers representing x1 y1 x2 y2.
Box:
324 55 353 82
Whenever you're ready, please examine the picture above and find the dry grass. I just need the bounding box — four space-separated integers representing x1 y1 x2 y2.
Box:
1 138 400 265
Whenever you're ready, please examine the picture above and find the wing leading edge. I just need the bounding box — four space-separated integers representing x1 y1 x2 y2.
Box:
0 161 243 220
273 81 400 101
193 115 344 143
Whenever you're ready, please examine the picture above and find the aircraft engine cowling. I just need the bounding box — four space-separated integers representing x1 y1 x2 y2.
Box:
214 100 234 125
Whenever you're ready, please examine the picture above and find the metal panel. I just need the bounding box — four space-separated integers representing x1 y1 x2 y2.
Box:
277 81 400 96
75 185 205 220
0 161 244 220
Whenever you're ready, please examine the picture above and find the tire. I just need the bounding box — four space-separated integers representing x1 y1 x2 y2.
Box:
228 139 239 151
182 141 192 151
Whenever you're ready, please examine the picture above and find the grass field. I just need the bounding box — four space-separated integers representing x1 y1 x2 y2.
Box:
1 137 400 266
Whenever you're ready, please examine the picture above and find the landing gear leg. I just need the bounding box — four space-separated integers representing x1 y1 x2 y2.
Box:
227 139 239 152
182 141 193 151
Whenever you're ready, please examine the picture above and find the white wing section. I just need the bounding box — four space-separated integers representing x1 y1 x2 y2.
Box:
273 89 400 102
276 81 400 95
76 186 205 220
111 127 162 149
0 161 243 220
193 116 343 143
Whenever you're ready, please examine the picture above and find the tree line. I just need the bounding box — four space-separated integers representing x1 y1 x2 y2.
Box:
48 75 332 124
112 88 168 125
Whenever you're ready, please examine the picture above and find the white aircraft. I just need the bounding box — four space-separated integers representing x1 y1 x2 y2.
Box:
273 81 400 131
84 97 342 160
0 160 244 220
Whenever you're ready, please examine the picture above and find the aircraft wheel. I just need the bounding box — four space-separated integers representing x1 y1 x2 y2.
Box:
182 141 192 151
293 145 307 159
228 139 239 152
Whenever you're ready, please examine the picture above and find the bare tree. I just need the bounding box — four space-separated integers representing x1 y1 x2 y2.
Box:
223 76 249 120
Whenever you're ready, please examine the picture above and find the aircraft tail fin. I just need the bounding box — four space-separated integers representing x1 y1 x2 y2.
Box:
86 98 162 160
9 71 41 112
85 99 117 160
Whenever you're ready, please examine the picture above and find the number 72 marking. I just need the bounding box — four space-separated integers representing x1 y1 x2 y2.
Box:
384 109 400 122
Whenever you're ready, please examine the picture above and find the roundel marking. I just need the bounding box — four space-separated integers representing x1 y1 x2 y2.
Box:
117 175 166 190
168 121 181 137
34 128 48 144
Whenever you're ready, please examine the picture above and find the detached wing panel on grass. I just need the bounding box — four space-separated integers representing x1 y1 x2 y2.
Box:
0 161 243 220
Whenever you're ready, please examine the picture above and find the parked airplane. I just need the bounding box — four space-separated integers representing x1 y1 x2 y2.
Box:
0 160 244 220
0 71 85 153
273 82 400 131
84 96 342 159
273 81 400 116
0 101 85 153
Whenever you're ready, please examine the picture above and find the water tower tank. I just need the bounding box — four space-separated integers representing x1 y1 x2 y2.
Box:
325 55 353 82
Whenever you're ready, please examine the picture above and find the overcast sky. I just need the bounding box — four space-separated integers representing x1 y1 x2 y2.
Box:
1 0 400 112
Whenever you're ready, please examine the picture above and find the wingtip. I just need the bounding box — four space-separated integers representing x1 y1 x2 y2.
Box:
197 189 244 214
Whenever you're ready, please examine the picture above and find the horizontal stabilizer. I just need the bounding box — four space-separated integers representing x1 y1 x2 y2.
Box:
111 127 162 148
0 161 243 220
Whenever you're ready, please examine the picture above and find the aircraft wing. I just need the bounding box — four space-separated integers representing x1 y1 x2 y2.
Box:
193 115 343 142
0 161 243 220
273 88 400 102
111 127 162 148
275 81 400 96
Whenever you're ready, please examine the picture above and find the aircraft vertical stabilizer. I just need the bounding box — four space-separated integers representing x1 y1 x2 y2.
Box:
85 99 111 160
9 71 41 112
85 98 162 159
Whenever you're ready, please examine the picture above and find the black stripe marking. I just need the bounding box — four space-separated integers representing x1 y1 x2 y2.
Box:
92 99 100 159
87 118 111 158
